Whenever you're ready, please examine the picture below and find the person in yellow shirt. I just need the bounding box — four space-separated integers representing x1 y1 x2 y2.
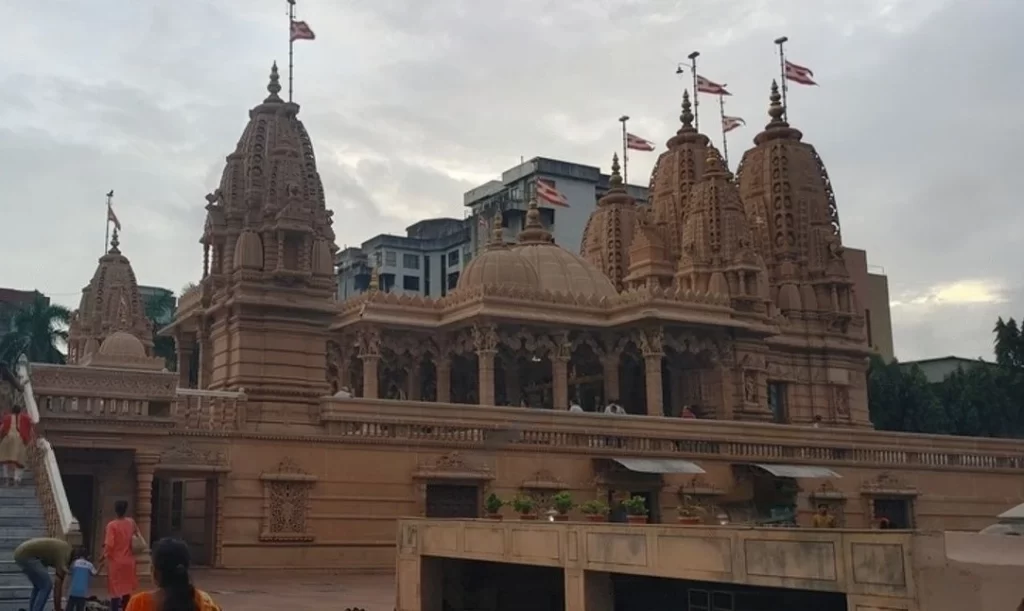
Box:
13 537 72 611
125 538 220 611
811 504 838 528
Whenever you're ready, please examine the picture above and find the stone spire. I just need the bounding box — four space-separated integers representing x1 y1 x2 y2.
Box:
517 196 555 244
580 153 637 292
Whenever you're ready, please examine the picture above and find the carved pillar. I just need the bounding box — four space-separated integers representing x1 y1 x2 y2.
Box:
601 353 620 403
358 329 382 399
552 334 572 410
473 325 499 406
134 453 160 543
175 339 194 387
640 329 665 417
436 356 451 403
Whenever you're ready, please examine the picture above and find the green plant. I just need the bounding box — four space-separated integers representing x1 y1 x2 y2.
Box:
511 494 535 514
552 491 574 514
579 500 609 515
677 496 705 518
484 493 504 514
623 495 648 516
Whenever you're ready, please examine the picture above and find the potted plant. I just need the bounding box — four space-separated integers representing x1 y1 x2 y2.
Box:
623 495 649 524
484 493 504 520
551 491 574 521
677 496 705 525
512 494 537 520
579 500 609 522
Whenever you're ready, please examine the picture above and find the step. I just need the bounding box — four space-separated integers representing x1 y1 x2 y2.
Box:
0 496 41 507
0 529 45 542
0 584 33 601
0 504 43 518
0 562 21 575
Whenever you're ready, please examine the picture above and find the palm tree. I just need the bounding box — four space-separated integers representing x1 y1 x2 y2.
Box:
144 290 177 371
0 293 71 365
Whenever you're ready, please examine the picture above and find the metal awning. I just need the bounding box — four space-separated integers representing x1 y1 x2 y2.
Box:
613 458 706 474
749 463 841 479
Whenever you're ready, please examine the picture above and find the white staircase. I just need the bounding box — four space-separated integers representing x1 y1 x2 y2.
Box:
0 469 50 611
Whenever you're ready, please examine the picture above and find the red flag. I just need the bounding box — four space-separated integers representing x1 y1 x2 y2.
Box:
290 20 316 42
107 203 121 231
696 75 731 96
535 179 569 208
626 133 655 152
722 116 746 133
784 60 816 86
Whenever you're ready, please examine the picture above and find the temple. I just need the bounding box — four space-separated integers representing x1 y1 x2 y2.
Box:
13 65 1024 587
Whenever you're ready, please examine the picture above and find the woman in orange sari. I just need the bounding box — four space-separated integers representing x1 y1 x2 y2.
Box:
104 500 140 611
126 538 220 611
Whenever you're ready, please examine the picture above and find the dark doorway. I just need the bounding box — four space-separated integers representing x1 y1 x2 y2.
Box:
434 558 564 611
873 498 913 529
612 573 847 611
425 484 479 518
63 475 95 557
151 476 214 565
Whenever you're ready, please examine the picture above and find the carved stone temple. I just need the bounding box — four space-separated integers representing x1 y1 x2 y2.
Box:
18 65 1024 596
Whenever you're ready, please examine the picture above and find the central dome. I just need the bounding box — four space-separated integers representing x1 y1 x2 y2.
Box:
514 199 617 299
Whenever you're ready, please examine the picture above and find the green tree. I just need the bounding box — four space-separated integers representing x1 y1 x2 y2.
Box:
867 355 948 434
144 291 177 371
0 293 71 365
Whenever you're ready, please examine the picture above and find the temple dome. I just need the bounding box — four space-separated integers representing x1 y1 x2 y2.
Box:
67 231 152 364
515 199 617 299
456 215 540 292
98 331 147 359
580 153 637 292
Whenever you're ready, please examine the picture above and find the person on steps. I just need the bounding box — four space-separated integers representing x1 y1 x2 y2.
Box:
13 536 72 611
103 500 140 611
126 538 220 611
0 364 32 486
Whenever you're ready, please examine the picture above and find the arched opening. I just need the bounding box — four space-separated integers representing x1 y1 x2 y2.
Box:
618 341 647 415
569 342 604 411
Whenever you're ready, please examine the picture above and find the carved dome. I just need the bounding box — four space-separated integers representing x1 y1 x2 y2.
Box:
200 62 337 281
580 153 637 292
456 215 541 292
99 331 147 359
67 231 152 364
515 199 617 299
647 90 714 263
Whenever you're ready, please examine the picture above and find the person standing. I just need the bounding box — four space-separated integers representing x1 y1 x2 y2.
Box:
13 536 72 611
104 501 141 611
0 363 32 486
126 538 221 611
66 546 100 611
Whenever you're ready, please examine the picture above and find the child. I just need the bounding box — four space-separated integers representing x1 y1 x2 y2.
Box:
66 547 99 611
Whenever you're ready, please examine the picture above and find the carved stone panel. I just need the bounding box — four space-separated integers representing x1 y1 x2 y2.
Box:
259 458 318 543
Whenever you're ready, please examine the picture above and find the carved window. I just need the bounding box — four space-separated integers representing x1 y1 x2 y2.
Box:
767 381 788 423
260 458 317 542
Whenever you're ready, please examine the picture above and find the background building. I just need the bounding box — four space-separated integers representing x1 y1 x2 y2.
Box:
0 288 44 337
138 285 176 326
843 248 894 362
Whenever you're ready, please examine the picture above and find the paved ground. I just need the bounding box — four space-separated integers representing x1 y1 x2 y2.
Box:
193 571 395 610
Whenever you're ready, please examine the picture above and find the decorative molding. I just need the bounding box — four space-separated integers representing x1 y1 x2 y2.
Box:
31 365 177 399
521 469 566 491
678 475 724 497
412 451 493 481
260 457 316 543
810 481 847 500
158 441 227 471
861 472 918 497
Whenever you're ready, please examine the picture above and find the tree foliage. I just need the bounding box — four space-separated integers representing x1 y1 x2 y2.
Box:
869 316 1024 438
0 293 71 366
144 291 177 372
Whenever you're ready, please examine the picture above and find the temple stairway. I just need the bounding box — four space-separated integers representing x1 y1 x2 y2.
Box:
0 468 51 611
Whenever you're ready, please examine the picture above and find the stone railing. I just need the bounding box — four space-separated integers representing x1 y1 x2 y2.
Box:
174 387 247 431
321 397 1024 472
15 355 81 544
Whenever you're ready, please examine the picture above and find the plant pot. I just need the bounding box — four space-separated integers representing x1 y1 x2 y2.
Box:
584 514 607 523
552 514 569 522
677 516 702 525
485 513 503 520
626 515 649 524
519 514 539 520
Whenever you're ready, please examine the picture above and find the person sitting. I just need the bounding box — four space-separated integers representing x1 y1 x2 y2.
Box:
126 538 221 611
569 401 584 412
604 401 626 415
680 406 697 419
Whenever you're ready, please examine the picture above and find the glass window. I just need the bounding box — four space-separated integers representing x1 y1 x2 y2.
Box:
402 253 420 269
402 275 421 291
448 250 460 266
385 250 397 266
767 382 788 423
373 251 382 267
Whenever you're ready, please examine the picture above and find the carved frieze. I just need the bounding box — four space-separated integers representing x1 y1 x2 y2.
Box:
357 329 381 359
861 472 918 497
413 451 493 480
31 365 177 399
638 328 664 357
831 385 850 418
260 457 317 543
158 441 227 470
809 481 847 500
521 469 567 490
472 324 500 354
678 475 724 497
743 370 759 404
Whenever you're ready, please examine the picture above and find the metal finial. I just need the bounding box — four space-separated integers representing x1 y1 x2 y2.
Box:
109 228 120 254
265 61 283 102
609 153 623 187
680 90 694 128
490 211 504 245
704 147 727 175
767 80 786 124
368 266 380 291
524 196 542 229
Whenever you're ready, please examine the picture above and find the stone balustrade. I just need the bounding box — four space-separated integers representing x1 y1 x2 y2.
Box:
174 388 247 431
35 387 247 431
322 397 1024 473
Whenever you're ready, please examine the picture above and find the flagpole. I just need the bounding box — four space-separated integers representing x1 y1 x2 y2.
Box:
618 115 629 185
688 51 700 130
774 36 789 121
104 190 113 254
287 0 296 102
719 94 729 168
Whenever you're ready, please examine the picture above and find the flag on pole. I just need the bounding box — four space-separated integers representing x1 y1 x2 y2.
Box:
722 116 746 133
107 201 121 231
784 60 816 85
626 133 655 152
535 179 569 207
290 20 316 41
696 75 731 96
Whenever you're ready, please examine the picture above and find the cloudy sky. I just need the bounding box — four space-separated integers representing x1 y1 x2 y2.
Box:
1 0 1020 361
